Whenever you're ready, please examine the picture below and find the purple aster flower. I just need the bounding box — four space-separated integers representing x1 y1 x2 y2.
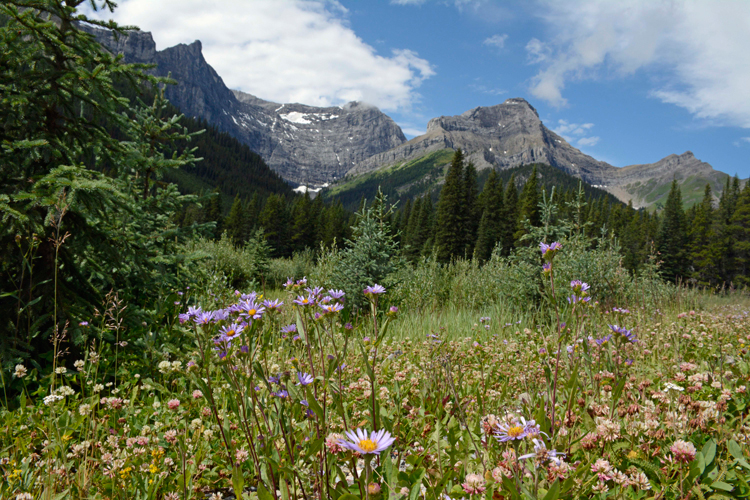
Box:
293 295 315 306
297 372 314 386
187 305 203 317
570 280 590 293
240 292 257 301
494 422 527 442
540 241 562 260
218 322 245 343
268 375 280 384
272 390 288 399
519 438 565 465
542 263 552 274
595 335 612 346
284 277 294 288
389 306 398 314
296 277 308 286
212 309 230 322
281 324 297 334
305 286 324 297
240 345 249 353
338 428 395 455
314 312 321 320
263 299 283 311
178 313 189 324
239 299 265 320
328 289 345 300
320 303 344 314
608 324 637 343
344 323 353 330
364 284 386 295
194 311 215 325
292 335 301 341
319 296 332 304
300 399 309 407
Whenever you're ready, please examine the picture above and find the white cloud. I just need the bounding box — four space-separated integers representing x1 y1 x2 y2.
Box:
735 137 750 147
86 0 434 112
526 0 750 129
468 83 506 96
576 136 600 147
483 34 508 49
553 119 599 148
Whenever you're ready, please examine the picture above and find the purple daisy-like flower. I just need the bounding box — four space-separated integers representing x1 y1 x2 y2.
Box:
608 324 637 343
494 422 527 442
320 303 344 314
570 280 590 293
194 311 215 325
268 375 280 384
284 277 294 288
542 263 552 274
272 390 288 399
263 299 283 311
178 313 190 324
240 292 257 301
363 284 386 295
281 324 297 334
519 438 565 465
540 241 562 260
328 289 346 300
305 286 324 297
212 309 230 322
187 305 203 317
293 295 315 306
296 277 308 286
595 335 612 345
339 428 396 455
239 299 265 320
297 372 314 386
218 322 245 343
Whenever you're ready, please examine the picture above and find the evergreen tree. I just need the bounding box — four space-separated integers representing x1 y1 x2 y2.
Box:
500 174 519 255
436 149 466 262
689 184 719 285
204 188 224 237
515 165 541 243
657 180 687 282
730 184 750 285
462 161 480 256
474 169 503 262
225 194 246 244
259 194 290 257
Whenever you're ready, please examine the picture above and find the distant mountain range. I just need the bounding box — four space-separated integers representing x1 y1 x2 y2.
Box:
90 26 738 208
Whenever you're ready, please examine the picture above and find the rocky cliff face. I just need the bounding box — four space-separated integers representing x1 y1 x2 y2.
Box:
347 98 731 207
87 27 406 186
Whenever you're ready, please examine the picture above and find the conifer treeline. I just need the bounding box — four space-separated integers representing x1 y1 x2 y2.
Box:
390 149 749 288
184 148 748 287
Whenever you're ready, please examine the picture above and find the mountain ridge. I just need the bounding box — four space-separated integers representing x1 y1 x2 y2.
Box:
87 26 406 186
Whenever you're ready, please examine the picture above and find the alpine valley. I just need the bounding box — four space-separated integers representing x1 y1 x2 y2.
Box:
90 26 737 209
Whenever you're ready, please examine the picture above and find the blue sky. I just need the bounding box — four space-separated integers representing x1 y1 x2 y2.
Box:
88 0 750 177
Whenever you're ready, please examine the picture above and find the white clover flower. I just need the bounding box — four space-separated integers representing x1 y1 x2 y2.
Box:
79 404 91 415
171 361 182 372
55 366 67 374
93 384 104 393
74 360 85 371
43 394 63 405
203 429 214 440
153 401 161 409
56 386 75 397
14 364 28 378
158 361 171 374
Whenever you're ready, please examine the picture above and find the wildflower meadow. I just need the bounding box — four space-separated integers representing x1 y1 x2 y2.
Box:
3 239 750 500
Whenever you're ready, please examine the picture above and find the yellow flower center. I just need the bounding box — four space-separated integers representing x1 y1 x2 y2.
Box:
302 299 309 304
226 329 236 337
248 309 256 316
507 425 524 438
358 439 377 453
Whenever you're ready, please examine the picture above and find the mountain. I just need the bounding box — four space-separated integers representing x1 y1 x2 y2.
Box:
344 98 733 208
88 26 406 186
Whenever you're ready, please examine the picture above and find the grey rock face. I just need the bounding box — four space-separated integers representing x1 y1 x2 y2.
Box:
347 98 730 207
348 98 616 183
87 27 406 186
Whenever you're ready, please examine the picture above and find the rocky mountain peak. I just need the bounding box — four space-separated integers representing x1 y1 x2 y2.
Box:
87 26 406 186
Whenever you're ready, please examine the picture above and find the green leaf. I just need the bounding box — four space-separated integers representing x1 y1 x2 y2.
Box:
710 481 734 492
543 480 560 500
702 438 717 466
257 482 275 500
